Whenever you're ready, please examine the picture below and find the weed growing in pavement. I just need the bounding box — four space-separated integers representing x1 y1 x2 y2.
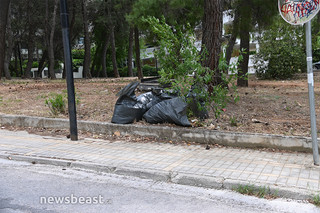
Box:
234 184 255 196
312 194 320 206
256 186 268 198
232 184 278 199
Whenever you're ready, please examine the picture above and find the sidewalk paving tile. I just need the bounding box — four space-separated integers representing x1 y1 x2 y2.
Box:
1 129 320 196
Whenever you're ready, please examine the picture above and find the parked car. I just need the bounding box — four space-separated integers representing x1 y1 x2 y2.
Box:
313 61 320 70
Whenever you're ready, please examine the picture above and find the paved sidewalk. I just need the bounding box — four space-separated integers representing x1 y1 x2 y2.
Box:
0 129 319 200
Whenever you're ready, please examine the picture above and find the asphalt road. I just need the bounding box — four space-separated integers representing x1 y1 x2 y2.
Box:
0 159 318 213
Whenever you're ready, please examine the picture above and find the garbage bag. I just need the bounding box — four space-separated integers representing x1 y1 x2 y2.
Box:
111 81 145 124
116 81 139 98
137 90 173 111
143 97 191 127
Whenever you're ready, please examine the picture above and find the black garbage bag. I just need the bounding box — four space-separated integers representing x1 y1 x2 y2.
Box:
111 81 145 124
137 90 173 111
143 97 191 127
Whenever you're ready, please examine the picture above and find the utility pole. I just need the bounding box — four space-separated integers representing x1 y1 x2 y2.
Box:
305 21 319 165
60 0 78 141
278 0 319 165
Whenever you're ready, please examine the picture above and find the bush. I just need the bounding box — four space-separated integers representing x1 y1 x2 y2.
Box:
72 59 83 71
313 49 320 63
142 64 158 76
118 67 131 77
45 93 66 116
21 60 39 70
45 91 80 116
254 17 306 80
32 61 39 68
72 49 85 59
143 16 239 118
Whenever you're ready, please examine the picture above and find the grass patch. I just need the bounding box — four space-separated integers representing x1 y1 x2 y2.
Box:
230 116 238 127
310 194 320 207
7 98 22 103
36 94 48 100
261 95 281 100
232 184 278 199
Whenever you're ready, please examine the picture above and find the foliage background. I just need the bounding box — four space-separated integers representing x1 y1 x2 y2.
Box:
254 17 306 80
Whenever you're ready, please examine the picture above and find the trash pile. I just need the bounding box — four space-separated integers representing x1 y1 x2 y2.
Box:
111 81 192 127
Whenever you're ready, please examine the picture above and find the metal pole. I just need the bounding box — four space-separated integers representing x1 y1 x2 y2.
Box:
60 0 78 141
305 21 319 165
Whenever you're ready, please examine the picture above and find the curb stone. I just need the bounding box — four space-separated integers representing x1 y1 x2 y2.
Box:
0 153 316 201
0 114 317 152
171 173 224 189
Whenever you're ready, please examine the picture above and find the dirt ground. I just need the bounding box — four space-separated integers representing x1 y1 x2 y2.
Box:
1 74 320 138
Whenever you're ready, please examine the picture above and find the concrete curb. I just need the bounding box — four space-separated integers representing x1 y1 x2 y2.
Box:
0 114 316 152
0 153 316 200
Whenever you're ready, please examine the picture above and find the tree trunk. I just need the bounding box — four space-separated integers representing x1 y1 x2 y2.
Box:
0 0 10 80
14 45 19 77
69 0 77 42
101 34 111 78
225 9 239 66
17 43 23 77
237 2 251 87
62 62 66 79
110 25 120 78
38 49 48 77
90 44 100 77
237 29 249 87
25 41 34 78
4 3 12 80
200 0 223 87
127 27 134 77
48 0 59 79
134 27 143 79
24 1 35 79
82 0 91 78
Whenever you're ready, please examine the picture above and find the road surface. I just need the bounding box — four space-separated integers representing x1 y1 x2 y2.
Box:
0 159 318 213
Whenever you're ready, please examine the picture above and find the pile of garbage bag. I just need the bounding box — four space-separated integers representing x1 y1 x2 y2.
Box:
111 81 192 127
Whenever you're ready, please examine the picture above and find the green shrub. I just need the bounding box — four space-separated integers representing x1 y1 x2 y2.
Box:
45 90 80 116
118 67 128 77
72 49 85 59
143 16 239 118
121 66 129 77
107 67 117 77
142 64 158 76
313 49 320 63
32 61 39 68
254 16 306 80
72 59 83 71
45 93 66 116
